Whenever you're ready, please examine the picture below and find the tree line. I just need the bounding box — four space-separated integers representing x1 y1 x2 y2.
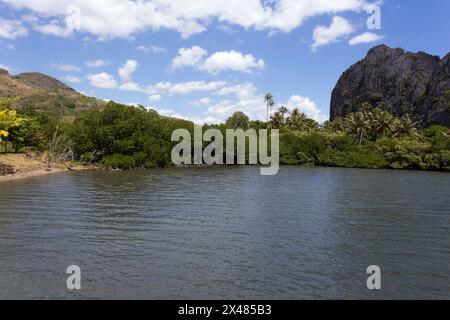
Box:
1 96 449 171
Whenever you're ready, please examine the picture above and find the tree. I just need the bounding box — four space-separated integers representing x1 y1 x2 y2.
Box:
0 109 24 152
324 117 346 133
269 111 284 129
286 108 317 132
7 118 44 152
392 115 420 138
369 108 395 139
226 111 250 129
264 93 275 123
279 106 289 118
346 112 369 145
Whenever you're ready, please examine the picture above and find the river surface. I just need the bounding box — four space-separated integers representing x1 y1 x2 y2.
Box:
0 166 449 299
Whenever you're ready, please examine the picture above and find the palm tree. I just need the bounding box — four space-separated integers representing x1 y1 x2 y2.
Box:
269 112 284 129
346 112 369 145
279 106 288 118
392 115 420 138
370 108 395 139
324 117 346 133
287 108 310 131
264 93 275 123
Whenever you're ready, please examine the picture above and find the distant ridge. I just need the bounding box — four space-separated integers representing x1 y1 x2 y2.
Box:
0 68 105 118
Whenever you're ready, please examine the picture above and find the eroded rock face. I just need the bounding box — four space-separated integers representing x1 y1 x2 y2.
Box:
330 45 450 126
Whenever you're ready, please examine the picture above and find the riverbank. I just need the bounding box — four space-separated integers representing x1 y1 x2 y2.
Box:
0 153 95 183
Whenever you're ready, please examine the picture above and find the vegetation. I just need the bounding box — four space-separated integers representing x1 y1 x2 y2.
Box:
1 94 449 172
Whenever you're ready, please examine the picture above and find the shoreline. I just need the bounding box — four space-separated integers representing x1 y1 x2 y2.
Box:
0 166 95 183
0 153 97 183
2 159 448 184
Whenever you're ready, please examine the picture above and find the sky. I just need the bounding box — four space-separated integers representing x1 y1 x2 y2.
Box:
0 0 449 124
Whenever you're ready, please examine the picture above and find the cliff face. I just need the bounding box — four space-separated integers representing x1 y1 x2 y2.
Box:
330 45 450 126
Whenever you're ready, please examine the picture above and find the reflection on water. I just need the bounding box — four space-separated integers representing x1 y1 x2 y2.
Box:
0 166 449 299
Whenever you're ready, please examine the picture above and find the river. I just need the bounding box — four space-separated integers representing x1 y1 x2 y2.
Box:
0 166 449 299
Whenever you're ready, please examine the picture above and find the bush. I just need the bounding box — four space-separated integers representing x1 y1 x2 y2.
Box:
132 151 147 167
103 154 136 169
377 138 432 170
318 146 387 169
423 125 449 139
80 152 95 165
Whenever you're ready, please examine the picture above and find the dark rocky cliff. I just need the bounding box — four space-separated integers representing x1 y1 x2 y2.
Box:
330 45 450 126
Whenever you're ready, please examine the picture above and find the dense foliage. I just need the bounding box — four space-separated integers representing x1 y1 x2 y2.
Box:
1 96 449 172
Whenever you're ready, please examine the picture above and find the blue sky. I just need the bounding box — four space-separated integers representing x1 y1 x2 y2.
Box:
0 0 449 124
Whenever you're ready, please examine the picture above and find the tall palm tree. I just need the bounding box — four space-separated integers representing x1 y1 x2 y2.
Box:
346 112 369 145
264 93 274 123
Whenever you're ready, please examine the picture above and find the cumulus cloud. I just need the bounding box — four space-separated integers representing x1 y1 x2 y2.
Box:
311 16 354 51
1 0 376 39
86 59 110 68
171 46 264 74
87 72 118 89
118 60 138 82
349 31 384 45
201 50 265 74
49 63 81 72
170 46 208 70
286 95 328 123
0 18 28 39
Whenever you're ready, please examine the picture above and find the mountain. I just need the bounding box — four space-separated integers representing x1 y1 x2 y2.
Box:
0 68 105 118
330 45 450 126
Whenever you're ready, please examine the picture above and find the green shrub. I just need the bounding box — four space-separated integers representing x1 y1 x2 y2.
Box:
318 146 387 169
423 125 449 139
103 154 136 169
132 151 147 167
80 152 95 165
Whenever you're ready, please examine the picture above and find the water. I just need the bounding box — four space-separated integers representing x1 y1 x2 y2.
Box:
0 166 449 299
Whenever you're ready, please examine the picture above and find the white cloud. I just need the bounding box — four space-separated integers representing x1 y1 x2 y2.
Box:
349 32 384 45
86 59 110 68
286 95 328 123
118 82 142 92
149 94 161 102
201 50 265 74
311 16 354 51
87 72 118 89
1 0 375 39
137 45 167 54
153 80 227 95
118 59 138 82
64 75 82 83
170 46 208 70
49 63 81 72
0 18 28 39
171 46 264 74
